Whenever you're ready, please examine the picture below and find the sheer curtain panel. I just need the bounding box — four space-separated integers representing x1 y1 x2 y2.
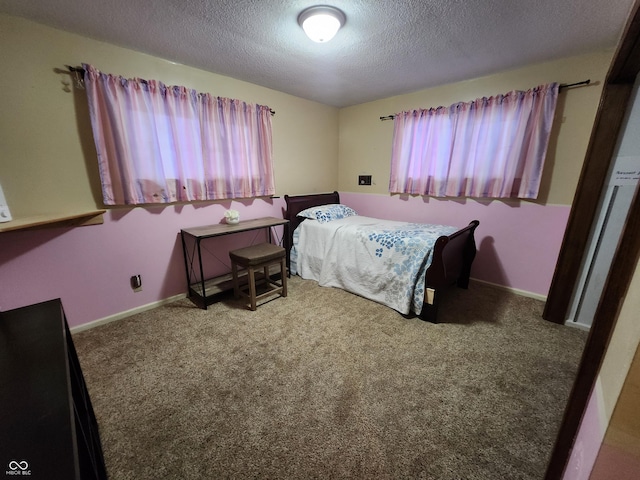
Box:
83 64 275 205
389 83 559 199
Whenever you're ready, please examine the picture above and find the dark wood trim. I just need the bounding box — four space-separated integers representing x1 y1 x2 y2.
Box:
544 1 640 477
546 184 640 479
608 5 640 83
543 84 633 323
543 1 640 324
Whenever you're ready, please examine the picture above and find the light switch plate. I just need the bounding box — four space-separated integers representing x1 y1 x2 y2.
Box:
0 183 12 223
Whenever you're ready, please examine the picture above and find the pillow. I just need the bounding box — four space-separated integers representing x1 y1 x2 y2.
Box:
297 204 358 223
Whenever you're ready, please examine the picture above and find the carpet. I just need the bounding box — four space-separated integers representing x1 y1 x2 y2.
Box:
73 276 587 479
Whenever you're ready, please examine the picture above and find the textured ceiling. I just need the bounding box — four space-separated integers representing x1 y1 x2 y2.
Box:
0 0 636 107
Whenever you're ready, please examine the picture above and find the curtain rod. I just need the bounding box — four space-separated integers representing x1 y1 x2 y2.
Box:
379 79 591 121
66 65 276 116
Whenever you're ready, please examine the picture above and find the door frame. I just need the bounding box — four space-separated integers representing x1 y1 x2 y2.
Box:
544 1 640 477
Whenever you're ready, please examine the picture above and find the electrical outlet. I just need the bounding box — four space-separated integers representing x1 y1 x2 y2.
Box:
358 175 372 186
130 275 142 291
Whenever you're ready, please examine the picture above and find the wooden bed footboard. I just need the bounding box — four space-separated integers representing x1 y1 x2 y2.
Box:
419 220 480 323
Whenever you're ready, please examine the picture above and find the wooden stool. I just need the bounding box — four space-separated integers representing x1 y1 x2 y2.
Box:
229 243 287 311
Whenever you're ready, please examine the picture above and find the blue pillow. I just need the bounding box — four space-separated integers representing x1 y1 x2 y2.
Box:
297 204 358 223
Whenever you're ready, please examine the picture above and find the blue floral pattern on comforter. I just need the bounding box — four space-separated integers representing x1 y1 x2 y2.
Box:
294 216 458 315
357 223 458 314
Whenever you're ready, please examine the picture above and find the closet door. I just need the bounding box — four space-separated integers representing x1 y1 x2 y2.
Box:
566 79 640 328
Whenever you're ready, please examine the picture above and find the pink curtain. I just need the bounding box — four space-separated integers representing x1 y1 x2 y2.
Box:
389 83 559 199
83 64 275 205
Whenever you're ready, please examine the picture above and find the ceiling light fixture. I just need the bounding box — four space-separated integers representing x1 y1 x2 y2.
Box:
298 5 346 43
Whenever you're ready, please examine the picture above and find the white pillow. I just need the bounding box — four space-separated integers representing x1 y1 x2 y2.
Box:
297 204 358 223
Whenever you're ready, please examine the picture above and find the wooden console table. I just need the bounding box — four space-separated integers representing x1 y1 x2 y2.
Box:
180 217 289 309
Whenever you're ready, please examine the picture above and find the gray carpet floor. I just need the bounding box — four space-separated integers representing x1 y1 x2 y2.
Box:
73 276 587 479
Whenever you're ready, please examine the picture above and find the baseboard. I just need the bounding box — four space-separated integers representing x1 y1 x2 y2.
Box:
469 278 547 302
564 321 592 331
70 293 186 334
71 279 546 333
470 279 591 329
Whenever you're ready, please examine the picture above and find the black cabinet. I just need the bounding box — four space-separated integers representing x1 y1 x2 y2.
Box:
0 299 107 479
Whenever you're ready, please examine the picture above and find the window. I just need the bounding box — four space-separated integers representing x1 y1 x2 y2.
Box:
389 83 559 199
83 64 275 205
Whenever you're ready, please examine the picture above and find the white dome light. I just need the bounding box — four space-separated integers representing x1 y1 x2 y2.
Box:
298 6 346 43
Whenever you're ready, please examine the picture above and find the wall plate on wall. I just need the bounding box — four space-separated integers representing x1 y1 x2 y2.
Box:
358 175 372 186
0 183 12 223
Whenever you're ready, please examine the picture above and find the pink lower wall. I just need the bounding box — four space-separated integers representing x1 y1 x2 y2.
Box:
1 192 570 328
0 198 286 328
340 192 571 297
563 389 606 480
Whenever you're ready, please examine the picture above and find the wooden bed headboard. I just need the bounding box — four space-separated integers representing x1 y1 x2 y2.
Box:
283 191 340 252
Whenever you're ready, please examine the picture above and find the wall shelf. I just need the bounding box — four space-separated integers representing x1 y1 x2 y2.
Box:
0 210 106 233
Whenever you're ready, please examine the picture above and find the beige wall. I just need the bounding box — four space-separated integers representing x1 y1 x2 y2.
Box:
577 257 640 480
1 13 614 218
0 14 339 219
338 52 613 206
598 257 640 422
600 342 640 460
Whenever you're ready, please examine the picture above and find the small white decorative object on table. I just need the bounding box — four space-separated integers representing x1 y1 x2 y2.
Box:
224 209 240 224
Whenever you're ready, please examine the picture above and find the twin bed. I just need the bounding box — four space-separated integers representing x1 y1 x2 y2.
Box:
283 192 479 323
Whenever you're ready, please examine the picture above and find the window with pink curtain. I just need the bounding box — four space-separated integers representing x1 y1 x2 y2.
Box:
82 64 275 205
389 83 559 199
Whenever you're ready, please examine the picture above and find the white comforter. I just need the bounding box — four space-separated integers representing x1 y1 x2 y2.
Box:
291 216 458 315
